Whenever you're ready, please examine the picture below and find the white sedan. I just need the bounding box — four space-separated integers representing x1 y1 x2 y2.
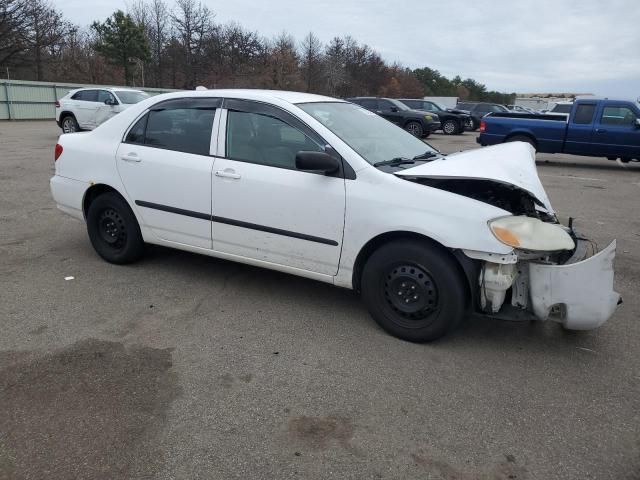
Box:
50 90 620 342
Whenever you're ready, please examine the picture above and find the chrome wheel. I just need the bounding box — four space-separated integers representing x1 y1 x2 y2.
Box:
62 116 77 133
443 120 457 135
405 122 423 137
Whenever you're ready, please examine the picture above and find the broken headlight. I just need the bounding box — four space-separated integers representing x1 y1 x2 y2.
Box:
489 216 575 252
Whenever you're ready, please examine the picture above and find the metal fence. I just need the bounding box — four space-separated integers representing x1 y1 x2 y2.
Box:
0 79 178 120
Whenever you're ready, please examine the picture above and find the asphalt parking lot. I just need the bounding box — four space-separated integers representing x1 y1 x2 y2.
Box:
1 121 639 480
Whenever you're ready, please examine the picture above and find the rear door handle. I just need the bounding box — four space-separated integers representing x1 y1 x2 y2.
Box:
120 152 141 162
215 169 241 179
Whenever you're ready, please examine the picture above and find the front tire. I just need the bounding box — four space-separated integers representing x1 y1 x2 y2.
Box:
442 119 458 135
404 121 424 138
87 192 144 264
361 240 467 342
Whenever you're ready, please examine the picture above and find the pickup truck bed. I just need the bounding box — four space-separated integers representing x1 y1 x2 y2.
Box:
478 99 640 162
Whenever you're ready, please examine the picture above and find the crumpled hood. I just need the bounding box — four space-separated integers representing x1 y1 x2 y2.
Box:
395 142 554 213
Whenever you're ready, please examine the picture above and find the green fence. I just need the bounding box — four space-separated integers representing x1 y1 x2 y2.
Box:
0 79 178 120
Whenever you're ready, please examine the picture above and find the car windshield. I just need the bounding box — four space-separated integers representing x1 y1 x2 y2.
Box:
115 91 149 104
298 102 437 166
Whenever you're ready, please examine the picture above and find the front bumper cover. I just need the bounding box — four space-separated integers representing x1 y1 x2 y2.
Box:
528 240 620 330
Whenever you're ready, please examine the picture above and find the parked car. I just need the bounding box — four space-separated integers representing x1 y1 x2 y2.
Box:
50 90 620 342
55 87 150 133
507 105 539 114
346 97 440 137
456 102 511 130
397 99 470 135
477 98 640 162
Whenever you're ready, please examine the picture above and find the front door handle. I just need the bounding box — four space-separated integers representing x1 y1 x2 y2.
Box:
120 152 141 162
215 169 241 179
596 128 608 133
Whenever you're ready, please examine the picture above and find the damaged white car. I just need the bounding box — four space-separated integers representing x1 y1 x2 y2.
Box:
50 90 620 342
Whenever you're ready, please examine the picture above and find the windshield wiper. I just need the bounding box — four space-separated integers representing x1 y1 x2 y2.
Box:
413 151 438 160
373 157 416 167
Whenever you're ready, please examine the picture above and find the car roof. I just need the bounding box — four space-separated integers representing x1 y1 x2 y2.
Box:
70 87 145 93
172 89 343 105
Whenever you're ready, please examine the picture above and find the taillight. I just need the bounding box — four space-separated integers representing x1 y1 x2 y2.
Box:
480 120 486 133
54 100 60 108
54 143 63 161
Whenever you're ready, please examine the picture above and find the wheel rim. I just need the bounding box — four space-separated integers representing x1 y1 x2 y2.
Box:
444 121 456 134
63 118 76 133
383 263 439 328
98 208 127 250
406 123 421 136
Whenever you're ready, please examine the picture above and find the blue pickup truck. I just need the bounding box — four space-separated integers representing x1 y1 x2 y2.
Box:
477 98 640 162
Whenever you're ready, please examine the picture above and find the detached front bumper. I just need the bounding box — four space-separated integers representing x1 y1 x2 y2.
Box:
529 240 620 330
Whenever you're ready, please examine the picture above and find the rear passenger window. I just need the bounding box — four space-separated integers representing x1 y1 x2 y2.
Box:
123 101 216 155
573 104 595 124
226 110 323 170
72 90 98 101
358 99 378 110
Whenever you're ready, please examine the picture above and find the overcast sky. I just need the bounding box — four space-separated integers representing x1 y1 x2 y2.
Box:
56 0 640 97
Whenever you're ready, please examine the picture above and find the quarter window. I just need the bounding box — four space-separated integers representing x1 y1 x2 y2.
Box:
226 110 323 170
601 106 637 126
573 104 596 124
71 90 98 102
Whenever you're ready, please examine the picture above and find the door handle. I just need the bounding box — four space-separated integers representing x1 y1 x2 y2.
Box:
596 128 608 133
120 152 141 162
215 169 241 179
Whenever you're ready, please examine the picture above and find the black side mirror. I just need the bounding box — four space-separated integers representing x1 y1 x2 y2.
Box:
390 106 398 112
635 118 640 128
104 98 116 106
296 151 339 174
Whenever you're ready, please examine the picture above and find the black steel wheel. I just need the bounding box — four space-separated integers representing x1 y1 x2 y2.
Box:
361 239 467 342
87 192 144 264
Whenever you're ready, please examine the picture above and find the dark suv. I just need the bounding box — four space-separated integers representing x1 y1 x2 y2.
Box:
456 102 510 130
397 99 470 135
346 97 441 138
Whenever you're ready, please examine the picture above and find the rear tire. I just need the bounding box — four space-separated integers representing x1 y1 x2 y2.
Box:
404 121 424 138
61 114 79 133
87 192 144 264
361 240 467 342
506 134 536 151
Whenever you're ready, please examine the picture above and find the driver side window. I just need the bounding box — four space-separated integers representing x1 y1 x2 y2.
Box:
226 110 323 170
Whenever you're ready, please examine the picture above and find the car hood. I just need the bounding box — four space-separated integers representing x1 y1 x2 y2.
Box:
447 108 470 115
395 142 554 213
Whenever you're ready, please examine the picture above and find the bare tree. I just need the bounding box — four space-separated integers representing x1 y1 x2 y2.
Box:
171 0 213 88
0 0 28 69
300 32 322 92
22 0 70 80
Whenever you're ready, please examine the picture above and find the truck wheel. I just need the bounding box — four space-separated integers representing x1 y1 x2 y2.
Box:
442 119 458 135
506 134 536 151
360 240 467 342
61 114 80 133
404 121 424 138
87 192 145 264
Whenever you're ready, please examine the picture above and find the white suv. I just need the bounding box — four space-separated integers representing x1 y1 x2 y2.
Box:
55 87 149 133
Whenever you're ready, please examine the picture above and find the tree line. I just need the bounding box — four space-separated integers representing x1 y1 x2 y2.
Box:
0 0 515 104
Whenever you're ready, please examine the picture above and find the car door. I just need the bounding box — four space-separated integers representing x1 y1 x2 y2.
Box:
211 99 346 276
94 90 121 127
74 89 101 129
116 97 220 249
564 102 596 155
377 99 403 125
592 103 640 158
